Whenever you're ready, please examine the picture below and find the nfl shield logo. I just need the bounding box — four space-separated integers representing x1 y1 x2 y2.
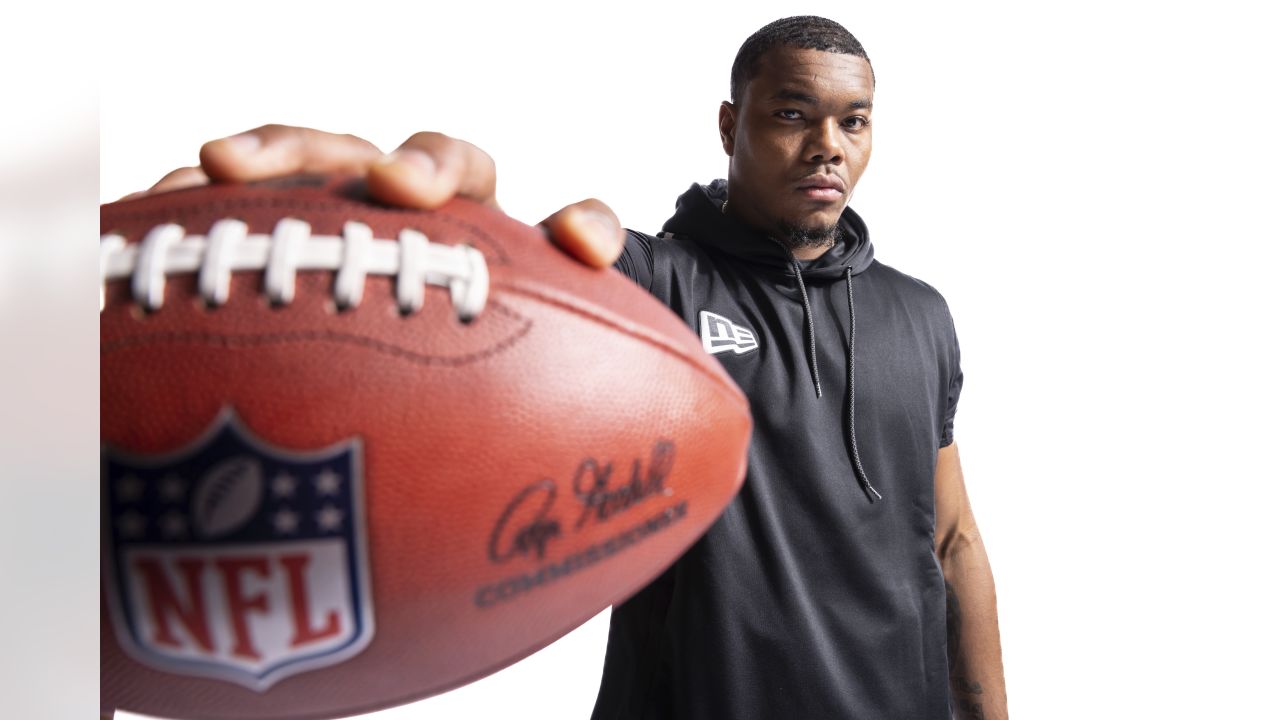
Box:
102 409 374 691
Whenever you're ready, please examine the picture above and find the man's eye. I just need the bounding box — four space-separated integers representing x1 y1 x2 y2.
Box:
844 116 869 130
777 110 802 120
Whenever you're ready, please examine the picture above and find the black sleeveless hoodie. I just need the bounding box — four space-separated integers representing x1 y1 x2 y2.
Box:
593 180 962 720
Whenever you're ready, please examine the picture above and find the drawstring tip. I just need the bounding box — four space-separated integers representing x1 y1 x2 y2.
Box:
862 482 882 503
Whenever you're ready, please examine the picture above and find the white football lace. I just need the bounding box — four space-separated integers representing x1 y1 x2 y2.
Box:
100 218 489 320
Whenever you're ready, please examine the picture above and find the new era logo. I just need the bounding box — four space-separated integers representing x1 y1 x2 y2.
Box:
699 310 758 356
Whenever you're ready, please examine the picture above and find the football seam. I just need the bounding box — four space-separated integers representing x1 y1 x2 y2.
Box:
100 301 534 367
496 281 751 414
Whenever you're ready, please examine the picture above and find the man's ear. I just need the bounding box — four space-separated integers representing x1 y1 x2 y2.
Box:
718 101 737 156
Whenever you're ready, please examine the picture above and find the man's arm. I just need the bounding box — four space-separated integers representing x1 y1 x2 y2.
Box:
935 442 1008 720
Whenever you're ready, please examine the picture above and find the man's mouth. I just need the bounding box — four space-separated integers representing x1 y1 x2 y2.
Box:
796 175 846 201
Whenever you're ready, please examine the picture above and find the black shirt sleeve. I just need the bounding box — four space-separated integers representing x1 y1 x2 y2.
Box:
939 304 963 448
613 230 655 291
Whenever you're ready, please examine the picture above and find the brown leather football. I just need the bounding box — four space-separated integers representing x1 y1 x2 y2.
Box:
99 175 751 720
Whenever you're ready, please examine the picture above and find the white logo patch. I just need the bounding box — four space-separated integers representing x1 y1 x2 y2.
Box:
699 310 759 356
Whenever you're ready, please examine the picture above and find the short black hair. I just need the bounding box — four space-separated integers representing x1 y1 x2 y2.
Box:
730 16 873 103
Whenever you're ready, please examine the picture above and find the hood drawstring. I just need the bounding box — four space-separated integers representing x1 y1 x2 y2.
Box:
775 242 881 504
844 267 881 503
779 245 823 399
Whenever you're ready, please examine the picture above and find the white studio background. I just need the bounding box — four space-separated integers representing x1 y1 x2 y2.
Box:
93 1 1279 718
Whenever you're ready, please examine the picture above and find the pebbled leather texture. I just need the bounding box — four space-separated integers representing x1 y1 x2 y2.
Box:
100 176 751 720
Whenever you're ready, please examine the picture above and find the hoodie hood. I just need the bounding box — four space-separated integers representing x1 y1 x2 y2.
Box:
661 179 875 282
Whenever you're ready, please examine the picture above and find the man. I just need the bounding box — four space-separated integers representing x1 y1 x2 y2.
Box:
139 15 1006 719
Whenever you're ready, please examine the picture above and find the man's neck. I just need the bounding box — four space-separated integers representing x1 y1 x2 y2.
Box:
789 244 832 261
723 202 834 261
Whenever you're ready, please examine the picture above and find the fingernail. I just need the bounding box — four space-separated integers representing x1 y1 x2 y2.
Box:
377 148 436 180
222 132 261 156
579 209 620 244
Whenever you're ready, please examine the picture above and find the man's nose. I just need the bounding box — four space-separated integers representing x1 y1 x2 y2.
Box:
805 119 844 164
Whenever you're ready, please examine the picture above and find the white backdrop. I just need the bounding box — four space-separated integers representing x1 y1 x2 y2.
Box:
91 1 1279 718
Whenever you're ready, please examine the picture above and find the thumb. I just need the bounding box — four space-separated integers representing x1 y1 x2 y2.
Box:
540 199 624 269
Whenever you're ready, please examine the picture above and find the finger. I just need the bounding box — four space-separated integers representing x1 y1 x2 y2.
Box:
139 165 209 198
198 125 383 183
540 199 625 269
366 132 498 210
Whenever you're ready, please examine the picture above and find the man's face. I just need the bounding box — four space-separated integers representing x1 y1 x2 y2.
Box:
720 47 874 252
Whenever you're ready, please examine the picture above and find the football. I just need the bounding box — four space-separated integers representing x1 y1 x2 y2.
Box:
100 176 751 719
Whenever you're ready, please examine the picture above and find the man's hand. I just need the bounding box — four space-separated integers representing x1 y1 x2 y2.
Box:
131 125 625 269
